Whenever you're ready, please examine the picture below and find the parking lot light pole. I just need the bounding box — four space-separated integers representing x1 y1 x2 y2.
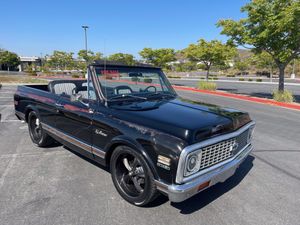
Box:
81 25 89 61
82 25 89 78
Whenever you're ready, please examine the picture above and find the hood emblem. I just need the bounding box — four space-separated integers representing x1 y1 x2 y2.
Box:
211 124 224 134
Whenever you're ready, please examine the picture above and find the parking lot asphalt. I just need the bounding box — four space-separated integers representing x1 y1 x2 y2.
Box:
0 85 300 225
170 79 300 103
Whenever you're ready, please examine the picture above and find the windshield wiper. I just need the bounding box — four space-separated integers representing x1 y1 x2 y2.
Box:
146 92 176 99
108 94 147 102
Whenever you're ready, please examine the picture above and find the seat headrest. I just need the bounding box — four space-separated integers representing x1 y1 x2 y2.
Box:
48 80 87 96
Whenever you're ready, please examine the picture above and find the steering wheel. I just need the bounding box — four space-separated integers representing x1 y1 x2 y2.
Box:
114 85 133 95
144 86 157 93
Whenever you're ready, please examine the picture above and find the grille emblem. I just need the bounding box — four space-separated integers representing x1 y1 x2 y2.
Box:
231 142 239 153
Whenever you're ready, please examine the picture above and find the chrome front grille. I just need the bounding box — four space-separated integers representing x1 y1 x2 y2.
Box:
199 129 250 170
236 129 250 153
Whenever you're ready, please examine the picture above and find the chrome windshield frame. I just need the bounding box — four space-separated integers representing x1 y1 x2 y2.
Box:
88 65 177 105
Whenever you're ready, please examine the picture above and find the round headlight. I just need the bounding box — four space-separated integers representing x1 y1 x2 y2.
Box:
187 154 198 172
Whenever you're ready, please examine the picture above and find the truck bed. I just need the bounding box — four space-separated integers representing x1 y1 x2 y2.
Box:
14 80 87 121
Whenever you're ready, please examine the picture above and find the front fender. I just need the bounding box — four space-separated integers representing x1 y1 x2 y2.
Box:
104 135 159 179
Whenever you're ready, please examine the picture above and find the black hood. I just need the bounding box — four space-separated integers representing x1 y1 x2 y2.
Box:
111 98 251 144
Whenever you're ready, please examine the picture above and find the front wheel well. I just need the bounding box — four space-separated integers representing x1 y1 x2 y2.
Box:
105 142 159 180
105 143 124 168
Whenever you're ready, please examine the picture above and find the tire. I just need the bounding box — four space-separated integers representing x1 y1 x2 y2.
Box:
28 111 54 147
110 145 158 206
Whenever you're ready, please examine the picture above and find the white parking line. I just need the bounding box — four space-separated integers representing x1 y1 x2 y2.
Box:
1 120 21 123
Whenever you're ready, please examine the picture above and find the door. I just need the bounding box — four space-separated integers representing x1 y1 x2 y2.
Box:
91 104 119 162
54 80 95 158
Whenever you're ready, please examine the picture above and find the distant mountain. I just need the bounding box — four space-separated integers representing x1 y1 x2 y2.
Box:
237 49 253 59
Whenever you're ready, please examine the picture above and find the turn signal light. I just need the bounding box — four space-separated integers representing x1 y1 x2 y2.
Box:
197 181 210 191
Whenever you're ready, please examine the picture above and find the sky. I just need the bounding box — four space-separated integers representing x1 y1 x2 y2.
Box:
0 0 249 58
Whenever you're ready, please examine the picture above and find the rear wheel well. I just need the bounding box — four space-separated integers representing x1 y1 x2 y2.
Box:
25 109 34 122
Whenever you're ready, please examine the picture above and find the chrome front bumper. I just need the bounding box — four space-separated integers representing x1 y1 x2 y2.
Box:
155 143 253 202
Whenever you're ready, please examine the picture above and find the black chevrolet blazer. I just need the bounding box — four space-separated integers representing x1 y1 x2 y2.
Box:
14 61 255 206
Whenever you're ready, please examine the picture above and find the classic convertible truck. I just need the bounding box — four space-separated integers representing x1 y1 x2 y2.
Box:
14 61 255 206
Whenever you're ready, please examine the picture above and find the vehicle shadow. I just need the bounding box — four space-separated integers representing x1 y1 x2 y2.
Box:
170 155 255 214
46 141 63 148
63 146 110 172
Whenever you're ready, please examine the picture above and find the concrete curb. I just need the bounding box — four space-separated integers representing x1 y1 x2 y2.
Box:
169 78 300 86
173 85 300 111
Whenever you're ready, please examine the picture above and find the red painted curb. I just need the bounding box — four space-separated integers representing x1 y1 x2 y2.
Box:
39 76 85 80
173 85 300 111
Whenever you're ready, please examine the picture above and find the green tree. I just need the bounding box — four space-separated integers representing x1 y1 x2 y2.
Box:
108 53 136 65
252 51 276 77
77 50 102 62
217 0 300 91
47 51 75 70
183 39 237 80
139 48 176 68
234 59 251 73
0 50 20 71
174 61 198 72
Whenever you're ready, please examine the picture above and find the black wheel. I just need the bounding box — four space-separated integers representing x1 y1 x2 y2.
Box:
28 111 54 147
110 146 158 206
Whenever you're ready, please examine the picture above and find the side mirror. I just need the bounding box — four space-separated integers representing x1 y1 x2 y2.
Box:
70 93 83 102
70 93 89 108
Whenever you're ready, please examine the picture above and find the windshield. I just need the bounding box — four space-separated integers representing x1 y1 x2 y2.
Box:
93 66 176 101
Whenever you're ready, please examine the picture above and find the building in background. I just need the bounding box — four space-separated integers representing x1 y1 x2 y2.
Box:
18 56 41 71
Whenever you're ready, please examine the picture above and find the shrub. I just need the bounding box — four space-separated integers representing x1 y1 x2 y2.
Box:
25 66 37 76
27 72 37 76
72 74 80 78
198 81 217 91
256 78 262 82
200 77 205 80
131 77 139 82
213 77 219 80
226 74 236 77
273 90 294 103
239 78 245 81
143 78 152 83
248 78 253 82
167 75 181 79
